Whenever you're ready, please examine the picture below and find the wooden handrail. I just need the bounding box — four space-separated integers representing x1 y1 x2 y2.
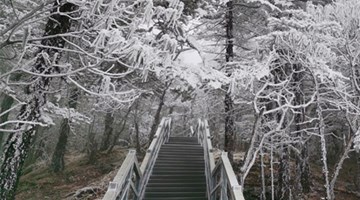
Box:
103 117 171 200
197 118 245 200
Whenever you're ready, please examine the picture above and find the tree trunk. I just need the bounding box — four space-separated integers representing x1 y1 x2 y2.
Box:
293 63 311 195
0 95 15 155
0 74 22 155
357 152 360 190
295 139 311 197
23 125 48 171
51 88 79 172
107 106 132 153
278 145 291 200
134 119 141 153
0 1 76 198
100 112 115 151
149 86 168 142
260 147 266 200
328 121 355 200
87 132 97 164
132 100 141 152
270 137 275 200
298 145 310 192
85 100 100 163
51 119 70 172
224 0 235 163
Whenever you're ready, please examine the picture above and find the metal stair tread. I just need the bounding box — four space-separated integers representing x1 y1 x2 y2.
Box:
148 179 206 184
144 137 206 199
155 160 204 164
145 187 206 191
146 182 206 186
144 197 206 200
156 157 204 161
144 191 206 197
152 168 205 171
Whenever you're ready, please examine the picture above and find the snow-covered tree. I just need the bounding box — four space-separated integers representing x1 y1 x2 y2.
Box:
0 0 189 197
228 0 360 199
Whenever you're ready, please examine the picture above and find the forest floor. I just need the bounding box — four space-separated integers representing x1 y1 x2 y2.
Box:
15 149 360 200
15 147 129 200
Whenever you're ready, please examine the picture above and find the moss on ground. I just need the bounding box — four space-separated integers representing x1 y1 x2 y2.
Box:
16 148 127 200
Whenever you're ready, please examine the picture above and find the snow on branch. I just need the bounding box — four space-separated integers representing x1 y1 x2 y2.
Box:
0 0 189 133
41 102 92 125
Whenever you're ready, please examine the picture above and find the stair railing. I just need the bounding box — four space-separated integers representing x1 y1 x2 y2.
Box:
197 118 216 199
103 117 171 200
138 117 171 198
210 152 244 200
197 118 245 200
102 150 142 200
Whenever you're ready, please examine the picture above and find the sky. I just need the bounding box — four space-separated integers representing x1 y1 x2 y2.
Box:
178 49 203 66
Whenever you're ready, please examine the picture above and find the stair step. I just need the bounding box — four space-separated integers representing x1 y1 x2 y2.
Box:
152 168 205 171
148 179 205 184
145 187 206 192
167 138 198 141
159 149 203 152
155 161 204 165
159 150 203 155
169 137 198 142
153 163 204 167
146 182 206 187
162 146 202 149
166 141 199 144
144 197 206 200
162 144 203 148
153 166 205 171
150 173 205 178
145 191 206 198
157 157 204 162
158 154 203 158
158 151 204 155
153 164 205 169
156 160 204 163
154 161 204 164
151 170 205 175
144 137 206 199
149 178 205 182
157 154 203 158
154 165 204 169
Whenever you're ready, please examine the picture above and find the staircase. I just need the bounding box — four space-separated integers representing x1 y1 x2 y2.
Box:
144 137 206 200
103 118 245 200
